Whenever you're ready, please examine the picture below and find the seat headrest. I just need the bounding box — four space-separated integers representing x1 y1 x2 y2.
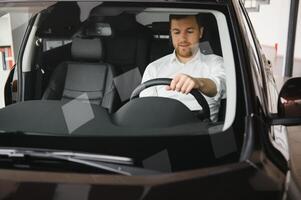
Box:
71 38 103 61
105 13 139 32
197 13 222 56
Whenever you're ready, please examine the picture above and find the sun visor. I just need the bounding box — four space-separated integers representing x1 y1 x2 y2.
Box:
36 2 81 38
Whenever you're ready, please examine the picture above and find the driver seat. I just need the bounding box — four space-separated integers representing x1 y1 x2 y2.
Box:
42 37 120 113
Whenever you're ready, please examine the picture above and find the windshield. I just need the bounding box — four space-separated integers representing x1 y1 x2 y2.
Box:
0 1 239 173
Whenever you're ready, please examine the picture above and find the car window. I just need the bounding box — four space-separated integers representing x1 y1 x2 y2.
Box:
1 2 236 131
0 3 55 108
238 2 289 160
239 4 278 115
238 3 267 106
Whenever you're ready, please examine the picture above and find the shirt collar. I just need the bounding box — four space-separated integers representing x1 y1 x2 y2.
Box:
170 49 202 64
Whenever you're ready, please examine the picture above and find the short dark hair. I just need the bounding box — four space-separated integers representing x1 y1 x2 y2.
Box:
169 14 202 29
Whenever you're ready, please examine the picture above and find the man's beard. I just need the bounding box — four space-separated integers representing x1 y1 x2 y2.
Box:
175 43 198 58
176 47 193 58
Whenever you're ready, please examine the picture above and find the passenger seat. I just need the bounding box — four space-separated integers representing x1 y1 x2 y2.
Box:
84 12 153 101
42 37 120 113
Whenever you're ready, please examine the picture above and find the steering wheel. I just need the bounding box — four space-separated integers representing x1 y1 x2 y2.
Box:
130 78 210 120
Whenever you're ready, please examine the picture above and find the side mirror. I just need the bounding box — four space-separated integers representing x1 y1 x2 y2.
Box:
278 77 301 117
271 77 301 126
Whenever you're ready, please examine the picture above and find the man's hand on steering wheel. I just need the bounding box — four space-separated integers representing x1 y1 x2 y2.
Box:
166 73 201 94
167 73 217 97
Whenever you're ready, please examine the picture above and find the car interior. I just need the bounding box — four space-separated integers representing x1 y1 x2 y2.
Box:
31 2 227 117
0 2 247 172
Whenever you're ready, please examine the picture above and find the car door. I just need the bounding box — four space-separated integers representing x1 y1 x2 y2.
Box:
236 0 289 162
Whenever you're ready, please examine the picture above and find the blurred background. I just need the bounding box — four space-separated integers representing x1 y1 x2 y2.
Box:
243 0 301 88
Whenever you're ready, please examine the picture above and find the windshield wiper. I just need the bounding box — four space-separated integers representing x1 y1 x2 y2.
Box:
0 148 160 176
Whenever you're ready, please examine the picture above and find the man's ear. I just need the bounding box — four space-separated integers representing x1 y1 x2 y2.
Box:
199 27 204 39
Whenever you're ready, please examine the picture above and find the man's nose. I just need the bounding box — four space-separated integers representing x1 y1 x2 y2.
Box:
180 32 188 40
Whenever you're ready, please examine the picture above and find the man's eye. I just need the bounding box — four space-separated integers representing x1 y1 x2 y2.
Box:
187 30 194 34
173 31 180 35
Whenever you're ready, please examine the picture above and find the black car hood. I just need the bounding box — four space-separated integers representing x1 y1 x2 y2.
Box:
0 161 283 200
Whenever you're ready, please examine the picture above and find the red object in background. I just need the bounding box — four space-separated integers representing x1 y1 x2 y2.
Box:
0 46 14 70
7 47 14 69
274 43 278 55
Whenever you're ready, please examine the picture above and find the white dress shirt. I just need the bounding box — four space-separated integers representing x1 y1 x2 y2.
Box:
140 49 226 122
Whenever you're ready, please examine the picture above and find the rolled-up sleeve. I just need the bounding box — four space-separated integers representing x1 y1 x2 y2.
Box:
207 56 226 101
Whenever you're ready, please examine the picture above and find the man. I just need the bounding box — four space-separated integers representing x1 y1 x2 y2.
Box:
140 15 226 122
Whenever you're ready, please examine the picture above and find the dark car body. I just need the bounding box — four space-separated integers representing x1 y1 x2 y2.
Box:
0 0 301 199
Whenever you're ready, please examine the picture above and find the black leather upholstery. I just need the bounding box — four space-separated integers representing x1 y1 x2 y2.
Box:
198 13 223 57
42 38 120 112
89 13 152 75
71 38 103 61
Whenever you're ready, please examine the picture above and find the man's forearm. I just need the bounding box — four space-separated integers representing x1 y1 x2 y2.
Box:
167 74 218 96
195 78 217 97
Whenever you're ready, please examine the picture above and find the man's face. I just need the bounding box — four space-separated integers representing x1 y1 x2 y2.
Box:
170 16 203 59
